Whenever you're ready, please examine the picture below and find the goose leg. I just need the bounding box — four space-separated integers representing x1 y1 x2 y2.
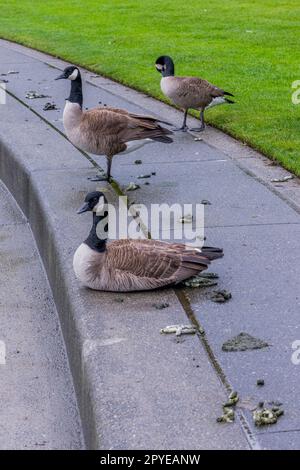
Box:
106 157 113 181
173 109 188 132
89 156 112 182
190 110 205 132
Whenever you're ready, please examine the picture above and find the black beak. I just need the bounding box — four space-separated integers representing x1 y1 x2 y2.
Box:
77 202 90 214
55 72 67 80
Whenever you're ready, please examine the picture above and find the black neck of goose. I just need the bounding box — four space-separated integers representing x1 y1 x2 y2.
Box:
162 59 175 77
68 74 83 108
85 212 107 253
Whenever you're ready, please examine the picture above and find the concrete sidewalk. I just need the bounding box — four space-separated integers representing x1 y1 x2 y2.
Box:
0 39 300 449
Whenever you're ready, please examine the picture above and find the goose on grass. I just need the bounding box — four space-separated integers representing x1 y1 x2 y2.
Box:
155 55 234 132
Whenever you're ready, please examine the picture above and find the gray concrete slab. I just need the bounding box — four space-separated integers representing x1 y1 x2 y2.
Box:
78 290 250 450
0 46 38 64
187 224 300 434
1 39 300 449
0 183 83 450
112 160 300 228
257 431 300 450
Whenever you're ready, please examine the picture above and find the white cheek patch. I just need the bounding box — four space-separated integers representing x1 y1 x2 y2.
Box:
69 69 79 80
155 64 164 71
94 196 105 214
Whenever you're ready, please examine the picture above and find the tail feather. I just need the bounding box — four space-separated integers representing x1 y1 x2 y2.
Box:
176 246 223 282
126 122 173 144
225 98 235 104
181 262 209 271
224 91 234 97
147 124 173 143
200 246 224 261
128 112 172 127
183 254 211 266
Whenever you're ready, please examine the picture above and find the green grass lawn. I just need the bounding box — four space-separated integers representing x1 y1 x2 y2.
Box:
1 0 300 175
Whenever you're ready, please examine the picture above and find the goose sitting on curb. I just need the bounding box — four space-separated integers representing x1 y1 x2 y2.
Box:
55 66 173 181
155 55 234 132
73 191 224 292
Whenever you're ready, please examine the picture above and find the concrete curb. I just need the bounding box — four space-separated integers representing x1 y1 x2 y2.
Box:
0 138 95 447
0 181 84 450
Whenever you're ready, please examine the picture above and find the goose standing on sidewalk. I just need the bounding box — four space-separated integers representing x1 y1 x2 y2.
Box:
55 66 173 181
73 191 224 292
155 55 234 132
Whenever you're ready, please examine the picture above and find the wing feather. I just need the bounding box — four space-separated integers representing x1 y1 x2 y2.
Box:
105 239 217 282
80 108 172 149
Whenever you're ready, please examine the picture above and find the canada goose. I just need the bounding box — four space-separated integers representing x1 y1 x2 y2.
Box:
55 66 173 180
73 191 224 292
155 56 234 132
